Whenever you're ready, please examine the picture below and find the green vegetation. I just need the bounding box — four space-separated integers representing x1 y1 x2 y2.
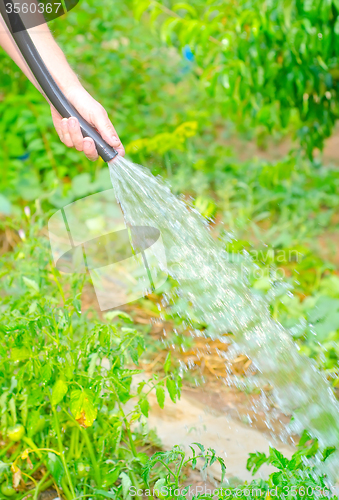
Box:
135 0 339 156
142 433 336 499
0 223 181 499
1 0 339 497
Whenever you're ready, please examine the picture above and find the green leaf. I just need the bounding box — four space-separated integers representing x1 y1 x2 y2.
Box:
102 467 121 487
269 447 289 470
104 310 133 323
271 471 282 485
217 457 227 482
156 385 165 409
193 442 205 453
139 398 150 417
11 347 30 361
0 461 9 479
88 352 99 378
173 3 198 17
23 277 39 293
166 378 177 402
94 490 117 499
46 452 64 485
70 389 97 427
154 478 166 496
51 380 68 407
164 352 171 373
120 472 132 499
247 451 268 475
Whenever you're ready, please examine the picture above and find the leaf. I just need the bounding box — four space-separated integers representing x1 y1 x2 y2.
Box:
11 463 22 488
102 467 121 487
246 451 268 475
23 277 39 293
88 352 99 378
322 446 336 462
11 347 30 361
217 457 226 482
139 398 150 418
51 380 68 407
46 452 64 485
120 472 132 499
193 442 205 453
298 429 312 448
27 138 44 152
104 310 133 323
154 478 166 496
173 3 198 17
0 461 9 479
271 471 283 485
156 385 165 409
164 352 171 373
166 378 177 402
70 389 97 427
269 447 289 470
94 490 117 499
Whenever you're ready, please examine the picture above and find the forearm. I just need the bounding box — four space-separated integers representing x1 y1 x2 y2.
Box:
0 16 81 96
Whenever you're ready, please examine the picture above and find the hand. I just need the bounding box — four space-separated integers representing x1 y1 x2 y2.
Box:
50 85 125 161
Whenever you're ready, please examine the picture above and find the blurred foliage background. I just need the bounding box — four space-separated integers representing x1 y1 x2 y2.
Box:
1 0 339 380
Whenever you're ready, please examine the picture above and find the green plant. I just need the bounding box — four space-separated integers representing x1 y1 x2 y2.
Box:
142 443 226 500
141 434 337 500
0 222 182 499
134 0 339 156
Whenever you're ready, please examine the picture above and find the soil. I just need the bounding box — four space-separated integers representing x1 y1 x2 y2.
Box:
82 280 295 449
219 124 339 166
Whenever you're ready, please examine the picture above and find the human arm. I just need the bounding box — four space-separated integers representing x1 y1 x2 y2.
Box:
0 17 124 160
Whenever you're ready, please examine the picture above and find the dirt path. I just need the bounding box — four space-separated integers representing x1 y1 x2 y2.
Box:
143 384 294 483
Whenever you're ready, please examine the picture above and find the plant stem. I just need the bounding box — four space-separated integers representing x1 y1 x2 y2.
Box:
33 474 53 500
52 408 76 499
67 427 76 461
124 418 138 458
23 436 42 458
130 470 143 500
0 442 13 458
80 427 101 486
61 477 73 500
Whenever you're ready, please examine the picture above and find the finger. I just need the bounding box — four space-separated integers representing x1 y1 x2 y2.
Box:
61 118 74 148
83 138 99 161
92 108 125 155
68 117 85 152
111 137 125 157
50 107 63 140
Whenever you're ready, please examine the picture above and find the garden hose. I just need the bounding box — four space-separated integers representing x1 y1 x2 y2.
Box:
0 0 118 162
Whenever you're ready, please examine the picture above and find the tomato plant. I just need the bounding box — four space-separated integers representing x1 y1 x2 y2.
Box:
0 224 182 499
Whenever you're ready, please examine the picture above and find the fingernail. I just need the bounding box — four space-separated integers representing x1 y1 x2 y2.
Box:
69 118 77 128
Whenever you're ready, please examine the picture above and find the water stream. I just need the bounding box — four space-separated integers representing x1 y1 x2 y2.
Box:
109 155 339 479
